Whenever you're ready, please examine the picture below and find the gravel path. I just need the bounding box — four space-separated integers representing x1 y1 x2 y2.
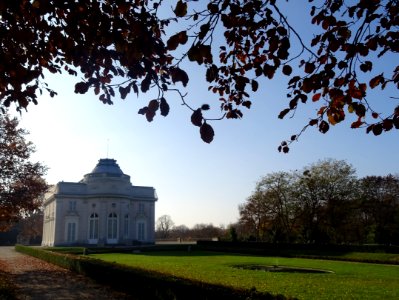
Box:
0 246 132 300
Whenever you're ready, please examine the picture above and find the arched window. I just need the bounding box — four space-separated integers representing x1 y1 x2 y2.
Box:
137 222 145 241
89 213 99 240
107 212 118 240
124 214 129 238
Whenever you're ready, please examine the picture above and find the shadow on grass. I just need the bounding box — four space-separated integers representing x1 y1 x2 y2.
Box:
10 269 130 300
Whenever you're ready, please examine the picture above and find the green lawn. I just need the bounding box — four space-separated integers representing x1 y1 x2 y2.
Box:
91 250 399 299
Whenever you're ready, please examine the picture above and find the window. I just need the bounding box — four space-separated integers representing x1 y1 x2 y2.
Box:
107 213 118 240
67 222 76 242
69 201 76 211
89 213 99 239
124 214 129 237
137 222 145 241
138 203 145 214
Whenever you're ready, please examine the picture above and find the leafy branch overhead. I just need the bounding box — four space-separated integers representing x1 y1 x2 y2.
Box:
0 1 398 148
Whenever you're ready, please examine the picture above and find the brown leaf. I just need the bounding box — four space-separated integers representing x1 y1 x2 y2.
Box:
174 0 187 17
251 80 259 92
201 104 210 110
206 65 218 82
170 67 189 87
167 31 188 50
372 123 382 135
369 75 381 89
146 110 156 122
200 122 214 143
138 106 148 115
278 108 290 119
119 86 129 100
319 120 330 133
160 97 169 117
282 65 292 76
74 82 89 94
191 108 203 127
304 62 315 74
312 93 321 102
148 99 159 111
242 101 252 109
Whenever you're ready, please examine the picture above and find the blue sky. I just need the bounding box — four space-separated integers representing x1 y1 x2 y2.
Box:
10 1 399 228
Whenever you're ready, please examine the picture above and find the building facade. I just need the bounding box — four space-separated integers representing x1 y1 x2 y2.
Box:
41 158 157 246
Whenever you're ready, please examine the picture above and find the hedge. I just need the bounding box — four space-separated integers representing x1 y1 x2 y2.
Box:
15 245 291 300
196 241 399 264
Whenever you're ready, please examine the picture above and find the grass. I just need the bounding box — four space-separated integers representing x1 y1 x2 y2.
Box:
91 250 399 299
290 250 399 264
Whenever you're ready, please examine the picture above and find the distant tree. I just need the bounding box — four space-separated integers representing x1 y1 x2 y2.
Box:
239 159 363 244
171 224 190 240
228 226 238 242
0 114 47 231
357 175 399 244
156 214 175 239
1 1 398 147
238 192 269 241
239 172 299 242
295 159 357 243
191 223 223 239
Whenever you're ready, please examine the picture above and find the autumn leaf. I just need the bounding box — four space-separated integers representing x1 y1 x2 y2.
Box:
141 76 151 93
119 86 130 100
170 67 189 87
312 93 321 102
146 109 156 122
242 101 252 109
278 108 290 119
200 122 214 143
351 120 364 128
282 65 292 76
328 114 338 125
251 80 259 92
201 104 210 110
319 120 330 133
148 99 159 112
191 109 203 127
167 31 188 50
369 75 382 88
74 82 89 94
138 106 148 115
372 123 382 135
174 1 187 17
304 62 316 74
160 97 170 117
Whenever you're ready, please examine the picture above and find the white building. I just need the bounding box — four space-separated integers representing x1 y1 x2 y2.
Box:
41 158 157 246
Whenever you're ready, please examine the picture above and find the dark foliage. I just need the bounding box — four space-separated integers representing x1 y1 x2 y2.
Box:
1 1 398 147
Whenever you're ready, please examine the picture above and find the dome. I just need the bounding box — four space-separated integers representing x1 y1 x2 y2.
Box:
81 158 132 184
90 158 124 175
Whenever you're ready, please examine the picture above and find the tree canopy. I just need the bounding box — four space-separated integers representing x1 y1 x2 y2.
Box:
1 0 398 149
0 114 47 231
239 159 399 244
